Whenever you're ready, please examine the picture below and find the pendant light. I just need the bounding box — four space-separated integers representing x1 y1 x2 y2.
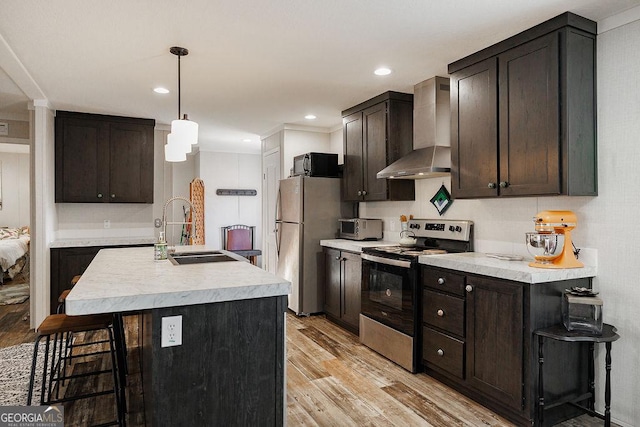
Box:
165 46 198 162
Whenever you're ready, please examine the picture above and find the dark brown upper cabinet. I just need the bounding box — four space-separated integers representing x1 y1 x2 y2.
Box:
55 111 155 203
341 92 415 202
449 12 597 199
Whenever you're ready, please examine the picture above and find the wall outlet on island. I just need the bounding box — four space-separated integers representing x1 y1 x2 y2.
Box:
103 220 110 229
161 315 183 347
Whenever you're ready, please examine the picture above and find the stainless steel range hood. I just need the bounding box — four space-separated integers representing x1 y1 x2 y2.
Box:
377 76 451 180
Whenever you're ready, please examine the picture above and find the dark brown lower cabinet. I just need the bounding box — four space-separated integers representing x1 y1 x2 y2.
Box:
323 248 361 334
422 266 592 426
142 296 286 425
50 244 150 314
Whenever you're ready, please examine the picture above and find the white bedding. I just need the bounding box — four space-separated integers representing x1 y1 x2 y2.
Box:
0 235 30 273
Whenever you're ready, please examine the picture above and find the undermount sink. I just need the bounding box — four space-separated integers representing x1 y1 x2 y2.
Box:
168 251 242 265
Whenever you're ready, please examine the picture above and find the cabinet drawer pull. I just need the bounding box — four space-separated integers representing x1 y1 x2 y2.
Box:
437 348 444 356
97 193 103 198
437 309 444 317
465 285 473 293
499 181 509 188
110 194 116 198
437 277 445 285
487 182 496 189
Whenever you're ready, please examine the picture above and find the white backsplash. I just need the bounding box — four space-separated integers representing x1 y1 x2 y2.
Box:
358 177 598 267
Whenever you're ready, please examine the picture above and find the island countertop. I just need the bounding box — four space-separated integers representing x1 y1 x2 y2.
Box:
419 252 597 284
65 246 291 315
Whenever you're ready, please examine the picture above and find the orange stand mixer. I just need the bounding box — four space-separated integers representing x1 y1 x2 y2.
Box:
525 210 584 269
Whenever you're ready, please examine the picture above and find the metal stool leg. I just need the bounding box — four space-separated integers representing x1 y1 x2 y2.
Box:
537 334 545 426
604 342 613 427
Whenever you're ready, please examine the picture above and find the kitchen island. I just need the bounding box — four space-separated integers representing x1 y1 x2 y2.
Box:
65 246 291 426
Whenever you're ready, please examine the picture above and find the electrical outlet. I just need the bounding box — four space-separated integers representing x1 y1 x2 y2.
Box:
103 220 111 229
161 315 182 347
154 218 162 228
390 221 396 232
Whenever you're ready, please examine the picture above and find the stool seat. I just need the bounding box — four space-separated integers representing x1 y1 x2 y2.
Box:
37 313 114 336
71 275 82 286
58 289 71 304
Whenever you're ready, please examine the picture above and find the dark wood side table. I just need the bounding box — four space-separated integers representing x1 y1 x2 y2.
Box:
534 323 620 427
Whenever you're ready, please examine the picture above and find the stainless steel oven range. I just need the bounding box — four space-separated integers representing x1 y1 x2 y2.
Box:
360 219 473 373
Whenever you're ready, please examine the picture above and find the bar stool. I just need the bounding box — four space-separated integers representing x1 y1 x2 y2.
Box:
535 323 620 427
27 313 125 427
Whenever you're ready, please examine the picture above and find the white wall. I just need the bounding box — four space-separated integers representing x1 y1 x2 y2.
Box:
0 147 29 227
359 12 640 426
198 151 262 252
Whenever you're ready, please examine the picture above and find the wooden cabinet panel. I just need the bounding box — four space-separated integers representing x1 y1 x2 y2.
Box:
450 58 498 198
362 103 388 201
423 289 465 337
449 13 597 199
499 33 560 196
341 251 361 328
342 113 364 202
323 248 361 334
341 92 414 202
466 275 523 412
55 111 155 203
323 248 341 318
423 326 464 379
50 247 101 313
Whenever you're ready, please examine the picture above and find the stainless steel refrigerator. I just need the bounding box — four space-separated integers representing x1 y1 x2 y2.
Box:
276 175 343 315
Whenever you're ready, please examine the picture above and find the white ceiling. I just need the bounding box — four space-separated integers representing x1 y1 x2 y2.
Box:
1 0 638 153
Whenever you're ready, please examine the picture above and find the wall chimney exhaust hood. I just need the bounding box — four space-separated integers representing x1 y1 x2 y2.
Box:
377 76 451 180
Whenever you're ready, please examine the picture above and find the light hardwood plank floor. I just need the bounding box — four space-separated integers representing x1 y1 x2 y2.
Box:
0 301 617 426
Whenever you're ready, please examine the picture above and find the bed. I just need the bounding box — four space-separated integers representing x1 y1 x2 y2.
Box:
0 226 30 285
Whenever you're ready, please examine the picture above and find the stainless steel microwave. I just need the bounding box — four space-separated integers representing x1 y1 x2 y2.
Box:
338 218 383 241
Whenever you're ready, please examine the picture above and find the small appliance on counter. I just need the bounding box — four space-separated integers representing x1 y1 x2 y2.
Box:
525 210 583 269
338 218 383 241
292 152 339 177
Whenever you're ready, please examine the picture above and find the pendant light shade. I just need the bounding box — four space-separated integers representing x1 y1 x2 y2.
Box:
164 46 198 162
165 134 186 162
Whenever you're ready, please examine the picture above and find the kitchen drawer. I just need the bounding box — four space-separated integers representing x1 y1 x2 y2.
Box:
423 326 464 379
422 267 466 296
423 289 465 337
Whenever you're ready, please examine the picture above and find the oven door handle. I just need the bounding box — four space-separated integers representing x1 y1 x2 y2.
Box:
361 253 412 269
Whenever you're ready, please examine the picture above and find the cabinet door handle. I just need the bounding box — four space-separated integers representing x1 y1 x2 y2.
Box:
357 190 362 196
437 309 444 317
335 256 341 260
437 277 445 285
487 183 496 189
97 193 103 198
437 349 444 356
362 190 367 196
499 181 509 188
465 285 473 293
110 194 116 198
341 257 347 262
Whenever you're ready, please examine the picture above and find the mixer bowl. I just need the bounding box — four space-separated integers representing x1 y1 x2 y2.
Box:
525 232 564 263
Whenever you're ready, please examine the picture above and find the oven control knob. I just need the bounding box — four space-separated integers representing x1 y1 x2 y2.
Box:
466 285 473 293
437 277 445 285
437 309 444 317
437 349 444 357
385 289 392 297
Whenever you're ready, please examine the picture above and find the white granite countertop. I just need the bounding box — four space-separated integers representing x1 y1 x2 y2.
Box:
419 252 597 284
51 237 157 248
320 239 397 253
65 246 291 315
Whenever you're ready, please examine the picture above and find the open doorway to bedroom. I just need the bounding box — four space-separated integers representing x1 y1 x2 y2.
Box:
0 78 34 347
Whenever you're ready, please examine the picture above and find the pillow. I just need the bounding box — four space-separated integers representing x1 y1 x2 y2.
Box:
0 228 20 239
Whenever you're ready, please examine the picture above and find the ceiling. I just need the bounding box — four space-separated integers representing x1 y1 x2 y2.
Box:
1 0 638 153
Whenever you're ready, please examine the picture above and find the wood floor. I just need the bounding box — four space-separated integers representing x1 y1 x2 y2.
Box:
0 299 616 426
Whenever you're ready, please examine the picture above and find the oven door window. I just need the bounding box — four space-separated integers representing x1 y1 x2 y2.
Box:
361 259 416 336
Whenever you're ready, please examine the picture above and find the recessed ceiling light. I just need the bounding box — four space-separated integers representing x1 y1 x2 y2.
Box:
154 87 170 94
374 67 392 76
305 114 316 120
242 139 252 143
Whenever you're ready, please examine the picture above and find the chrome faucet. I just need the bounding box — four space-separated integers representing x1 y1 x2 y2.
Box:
162 196 197 247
